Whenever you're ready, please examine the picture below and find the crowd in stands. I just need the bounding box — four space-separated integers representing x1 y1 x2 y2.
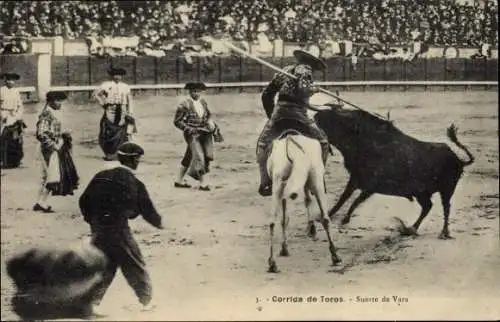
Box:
1 0 498 56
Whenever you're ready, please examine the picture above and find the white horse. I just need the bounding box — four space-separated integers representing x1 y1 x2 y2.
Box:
266 130 341 273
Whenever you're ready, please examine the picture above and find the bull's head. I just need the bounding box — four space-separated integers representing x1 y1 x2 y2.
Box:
314 106 359 154
314 103 398 155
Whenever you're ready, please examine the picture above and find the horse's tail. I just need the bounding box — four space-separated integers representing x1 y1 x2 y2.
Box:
283 136 309 200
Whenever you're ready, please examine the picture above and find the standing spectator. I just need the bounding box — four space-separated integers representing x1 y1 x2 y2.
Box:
173 82 222 191
0 72 26 168
79 142 164 314
94 68 136 161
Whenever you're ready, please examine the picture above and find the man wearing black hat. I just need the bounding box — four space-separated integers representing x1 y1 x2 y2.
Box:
94 67 136 161
1 72 26 168
79 142 164 312
256 49 331 197
33 91 69 213
173 82 221 191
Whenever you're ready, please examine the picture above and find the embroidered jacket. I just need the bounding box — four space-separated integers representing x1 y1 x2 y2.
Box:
36 107 62 152
261 64 316 118
173 97 212 132
94 81 133 125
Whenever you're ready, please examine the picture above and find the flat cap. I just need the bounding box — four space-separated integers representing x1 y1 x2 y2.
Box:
184 82 207 91
107 67 127 76
46 91 68 102
1 72 20 80
117 142 144 156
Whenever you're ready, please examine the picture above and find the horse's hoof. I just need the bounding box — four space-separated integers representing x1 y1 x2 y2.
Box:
331 257 342 266
308 233 318 240
307 226 317 239
341 218 350 225
279 248 290 257
399 226 417 236
438 233 454 240
268 263 280 273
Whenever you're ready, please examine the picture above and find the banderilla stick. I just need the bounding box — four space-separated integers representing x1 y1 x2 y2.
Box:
218 39 386 119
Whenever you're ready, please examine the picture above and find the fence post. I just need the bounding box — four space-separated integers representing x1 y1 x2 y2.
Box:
87 56 92 99
154 57 159 84
383 59 388 92
424 57 428 91
362 58 367 92
462 58 470 91
66 56 70 86
217 57 222 94
444 58 448 91
132 57 137 85
36 53 51 101
175 57 181 84
402 60 408 91
196 57 201 82
483 57 488 80
483 57 488 90
259 59 263 82
238 56 243 93
154 57 159 95
322 59 327 82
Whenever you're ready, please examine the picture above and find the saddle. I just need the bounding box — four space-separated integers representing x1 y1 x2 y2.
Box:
277 129 302 140
273 118 314 140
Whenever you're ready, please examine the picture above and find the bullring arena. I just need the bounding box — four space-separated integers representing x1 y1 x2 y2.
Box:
1 87 499 320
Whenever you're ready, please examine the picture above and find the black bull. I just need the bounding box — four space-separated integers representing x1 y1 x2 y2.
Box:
314 104 475 239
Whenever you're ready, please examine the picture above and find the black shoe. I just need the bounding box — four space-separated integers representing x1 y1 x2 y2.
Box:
174 182 191 188
199 185 210 191
33 203 54 213
258 183 272 197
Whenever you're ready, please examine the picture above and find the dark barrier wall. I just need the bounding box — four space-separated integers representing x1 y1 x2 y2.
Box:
2 55 498 87
0 55 38 87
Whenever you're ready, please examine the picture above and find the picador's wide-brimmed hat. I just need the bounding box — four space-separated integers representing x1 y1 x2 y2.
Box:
184 82 207 91
1 72 20 81
293 48 327 71
117 142 145 157
6 244 107 319
107 67 127 76
46 91 68 102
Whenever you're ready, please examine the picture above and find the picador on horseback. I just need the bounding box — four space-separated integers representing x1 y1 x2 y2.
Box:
256 48 330 197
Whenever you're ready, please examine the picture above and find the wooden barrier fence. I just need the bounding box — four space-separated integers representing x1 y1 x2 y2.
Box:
1 55 497 88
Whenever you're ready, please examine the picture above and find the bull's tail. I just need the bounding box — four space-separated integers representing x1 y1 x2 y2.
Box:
283 136 309 200
447 124 475 166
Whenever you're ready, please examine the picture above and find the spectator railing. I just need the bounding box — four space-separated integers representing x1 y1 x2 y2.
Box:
2 54 496 100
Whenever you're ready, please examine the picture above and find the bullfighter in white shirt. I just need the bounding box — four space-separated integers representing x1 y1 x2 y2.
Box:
0 72 26 168
94 68 136 161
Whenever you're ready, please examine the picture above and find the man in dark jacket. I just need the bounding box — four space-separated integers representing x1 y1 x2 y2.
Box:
79 142 164 313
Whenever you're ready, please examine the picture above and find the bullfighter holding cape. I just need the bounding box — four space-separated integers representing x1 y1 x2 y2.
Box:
173 82 223 191
33 91 79 213
94 67 137 161
0 72 27 168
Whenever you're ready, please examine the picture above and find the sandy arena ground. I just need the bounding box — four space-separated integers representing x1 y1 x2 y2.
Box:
1 91 499 320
